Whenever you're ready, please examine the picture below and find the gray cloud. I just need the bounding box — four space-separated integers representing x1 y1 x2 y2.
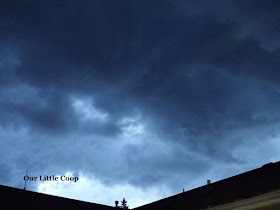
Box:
0 0 280 206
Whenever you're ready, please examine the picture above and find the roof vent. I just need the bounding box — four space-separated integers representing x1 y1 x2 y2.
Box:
207 180 211 185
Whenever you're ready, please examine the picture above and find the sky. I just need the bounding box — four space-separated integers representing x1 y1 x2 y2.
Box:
0 0 280 208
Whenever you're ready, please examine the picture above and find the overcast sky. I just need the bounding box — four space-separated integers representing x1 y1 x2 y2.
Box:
1 0 280 208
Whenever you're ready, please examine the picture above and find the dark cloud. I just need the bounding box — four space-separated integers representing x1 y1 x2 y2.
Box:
0 0 280 205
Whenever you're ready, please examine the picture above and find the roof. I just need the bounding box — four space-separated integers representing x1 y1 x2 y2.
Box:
0 184 116 210
133 161 280 210
1 162 279 210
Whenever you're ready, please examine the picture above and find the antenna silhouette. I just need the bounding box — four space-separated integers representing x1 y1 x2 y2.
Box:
24 170 28 190
121 198 129 209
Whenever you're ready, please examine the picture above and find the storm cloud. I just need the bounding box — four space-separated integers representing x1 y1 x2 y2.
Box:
0 0 280 208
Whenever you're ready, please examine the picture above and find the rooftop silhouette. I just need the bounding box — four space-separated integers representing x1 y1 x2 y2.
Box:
0 184 116 210
0 162 280 209
134 161 280 210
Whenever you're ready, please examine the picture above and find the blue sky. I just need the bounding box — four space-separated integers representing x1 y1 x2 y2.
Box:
1 0 280 208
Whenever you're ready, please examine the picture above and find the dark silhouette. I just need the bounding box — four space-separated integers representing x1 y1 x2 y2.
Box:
0 185 116 210
134 161 280 210
0 162 279 209
115 198 129 209
121 198 129 209
23 170 28 190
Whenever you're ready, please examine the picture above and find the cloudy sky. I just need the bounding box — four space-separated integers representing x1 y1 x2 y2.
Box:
1 0 280 208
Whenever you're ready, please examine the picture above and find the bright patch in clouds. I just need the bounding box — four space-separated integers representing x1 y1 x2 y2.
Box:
71 97 108 122
119 115 145 137
37 172 171 208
